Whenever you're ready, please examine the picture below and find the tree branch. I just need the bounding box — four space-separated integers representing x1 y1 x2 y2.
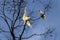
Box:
19 24 26 40
21 27 55 39
0 13 12 21
13 0 24 26
14 24 23 29
0 16 11 31
22 33 44 39
2 0 11 31
0 28 10 33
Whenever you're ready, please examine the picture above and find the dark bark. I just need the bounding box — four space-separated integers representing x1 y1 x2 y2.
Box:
19 21 27 40
10 26 16 40
19 24 26 40
13 0 24 26
11 31 16 40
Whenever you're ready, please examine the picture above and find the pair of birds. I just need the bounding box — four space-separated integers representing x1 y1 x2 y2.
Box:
22 7 46 27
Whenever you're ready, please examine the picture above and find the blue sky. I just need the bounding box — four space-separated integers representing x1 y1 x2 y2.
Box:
0 0 60 40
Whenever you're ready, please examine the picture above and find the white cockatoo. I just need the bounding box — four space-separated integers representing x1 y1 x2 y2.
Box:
40 10 46 20
22 7 31 27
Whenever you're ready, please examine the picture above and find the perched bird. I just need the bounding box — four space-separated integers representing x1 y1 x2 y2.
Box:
22 7 31 27
40 10 46 20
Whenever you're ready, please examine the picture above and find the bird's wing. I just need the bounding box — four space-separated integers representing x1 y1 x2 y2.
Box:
43 15 46 20
27 21 31 27
40 10 44 14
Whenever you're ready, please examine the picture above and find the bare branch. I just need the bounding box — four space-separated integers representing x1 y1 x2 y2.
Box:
0 16 11 31
0 13 12 21
1 0 11 31
14 24 23 29
19 24 26 40
0 28 10 33
22 27 55 39
13 0 24 26
31 17 40 21
5 15 12 21
30 17 40 24
22 33 44 39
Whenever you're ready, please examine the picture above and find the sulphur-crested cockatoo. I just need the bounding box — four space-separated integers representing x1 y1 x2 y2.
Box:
23 7 31 27
40 10 46 20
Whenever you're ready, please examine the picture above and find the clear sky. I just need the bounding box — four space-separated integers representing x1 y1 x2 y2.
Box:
0 0 60 40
